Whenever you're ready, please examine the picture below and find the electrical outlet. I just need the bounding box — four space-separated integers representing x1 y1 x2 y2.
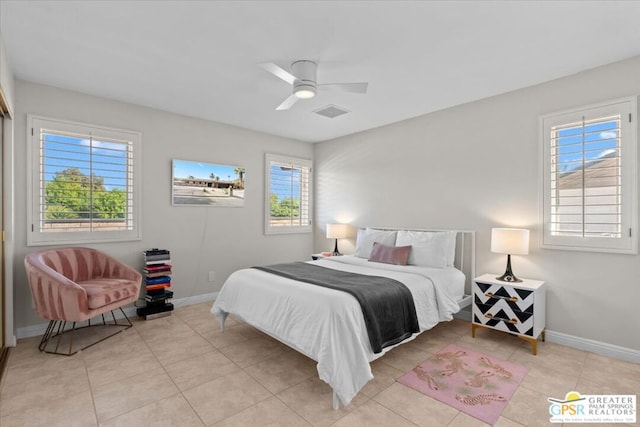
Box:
208 271 215 282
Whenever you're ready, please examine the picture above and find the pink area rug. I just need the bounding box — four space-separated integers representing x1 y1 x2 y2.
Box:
397 344 528 425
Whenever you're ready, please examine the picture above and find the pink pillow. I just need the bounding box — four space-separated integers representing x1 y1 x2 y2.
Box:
369 242 412 265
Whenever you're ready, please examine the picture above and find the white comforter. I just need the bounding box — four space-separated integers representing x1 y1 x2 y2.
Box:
211 256 464 406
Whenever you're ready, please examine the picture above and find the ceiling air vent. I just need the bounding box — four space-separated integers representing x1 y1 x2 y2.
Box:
314 104 350 119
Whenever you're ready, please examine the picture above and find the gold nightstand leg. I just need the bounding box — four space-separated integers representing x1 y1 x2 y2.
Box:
474 324 544 356
471 323 487 338
516 335 543 355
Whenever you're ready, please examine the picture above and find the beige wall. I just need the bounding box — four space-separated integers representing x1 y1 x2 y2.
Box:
0 36 15 115
13 80 313 330
314 55 640 354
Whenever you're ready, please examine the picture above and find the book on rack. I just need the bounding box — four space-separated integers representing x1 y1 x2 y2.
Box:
146 283 170 291
137 302 174 318
143 249 170 256
145 259 171 266
146 286 171 295
143 263 172 273
145 275 171 285
145 299 173 308
145 290 173 301
145 271 172 278
145 254 171 262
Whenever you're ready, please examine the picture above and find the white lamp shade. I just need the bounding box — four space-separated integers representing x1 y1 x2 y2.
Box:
491 228 529 255
326 223 350 239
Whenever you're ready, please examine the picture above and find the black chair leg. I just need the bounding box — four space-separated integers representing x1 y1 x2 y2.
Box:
38 309 133 356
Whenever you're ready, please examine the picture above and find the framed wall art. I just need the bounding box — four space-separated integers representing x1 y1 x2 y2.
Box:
172 159 246 207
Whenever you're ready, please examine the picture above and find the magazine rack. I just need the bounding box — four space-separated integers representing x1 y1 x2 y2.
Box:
137 248 174 319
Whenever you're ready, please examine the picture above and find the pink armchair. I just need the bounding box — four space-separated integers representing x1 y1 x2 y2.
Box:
25 247 142 355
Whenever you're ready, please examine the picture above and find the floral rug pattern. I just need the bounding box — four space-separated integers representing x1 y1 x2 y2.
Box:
397 344 528 425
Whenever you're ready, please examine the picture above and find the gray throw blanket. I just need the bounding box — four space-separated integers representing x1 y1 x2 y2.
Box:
254 262 419 353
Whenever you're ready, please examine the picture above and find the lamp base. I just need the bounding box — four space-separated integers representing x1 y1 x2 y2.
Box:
332 239 341 256
496 254 522 283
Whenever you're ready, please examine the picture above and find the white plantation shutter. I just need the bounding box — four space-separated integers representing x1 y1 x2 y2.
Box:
550 115 622 237
541 98 637 253
265 153 312 234
28 115 141 245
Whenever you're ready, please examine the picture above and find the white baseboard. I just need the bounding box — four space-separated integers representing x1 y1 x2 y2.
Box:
545 330 640 364
171 292 217 308
16 322 51 341
454 309 639 364
16 292 219 340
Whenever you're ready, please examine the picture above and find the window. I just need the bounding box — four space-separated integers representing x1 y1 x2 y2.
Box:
541 97 637 253
28 115 141 245
265 153 312 234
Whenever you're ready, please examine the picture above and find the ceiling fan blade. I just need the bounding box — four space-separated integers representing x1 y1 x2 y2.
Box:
259 62 296 85
318 82 368 94
276 94 299 111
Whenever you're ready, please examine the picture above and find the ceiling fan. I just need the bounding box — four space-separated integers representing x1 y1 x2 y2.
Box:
259 60 368 110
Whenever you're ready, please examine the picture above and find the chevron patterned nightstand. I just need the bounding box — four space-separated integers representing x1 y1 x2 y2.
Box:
471 274 546 355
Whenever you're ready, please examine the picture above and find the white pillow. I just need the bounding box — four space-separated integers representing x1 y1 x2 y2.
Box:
444 230 457 266
354 228 397 258
396 230 450 268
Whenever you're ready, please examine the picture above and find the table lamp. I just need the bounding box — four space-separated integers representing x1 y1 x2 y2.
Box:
326 223 349 256
491 228 529 282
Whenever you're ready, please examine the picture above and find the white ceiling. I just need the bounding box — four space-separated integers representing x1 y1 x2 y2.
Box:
2 1 640 143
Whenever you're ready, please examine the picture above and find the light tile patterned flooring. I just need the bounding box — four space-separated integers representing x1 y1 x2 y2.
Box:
1 302 638 426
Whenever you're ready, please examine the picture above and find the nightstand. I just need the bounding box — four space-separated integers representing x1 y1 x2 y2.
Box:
471 273 546 355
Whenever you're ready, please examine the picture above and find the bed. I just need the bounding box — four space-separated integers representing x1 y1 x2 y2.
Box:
211 228 475 408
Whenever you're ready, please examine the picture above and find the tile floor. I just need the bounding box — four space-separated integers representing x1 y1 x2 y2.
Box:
0 302 638 426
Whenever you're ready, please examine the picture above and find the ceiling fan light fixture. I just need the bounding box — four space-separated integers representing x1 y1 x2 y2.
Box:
260 59 367 110
294 84 317 99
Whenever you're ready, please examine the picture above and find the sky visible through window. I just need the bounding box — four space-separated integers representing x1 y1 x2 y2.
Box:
554 119 619 173
43 133 128 191
270 164 302 201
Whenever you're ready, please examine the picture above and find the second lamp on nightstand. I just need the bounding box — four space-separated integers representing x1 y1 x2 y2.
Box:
326 223 350 256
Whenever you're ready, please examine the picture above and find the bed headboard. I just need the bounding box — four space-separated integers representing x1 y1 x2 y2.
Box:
364 227 476 298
